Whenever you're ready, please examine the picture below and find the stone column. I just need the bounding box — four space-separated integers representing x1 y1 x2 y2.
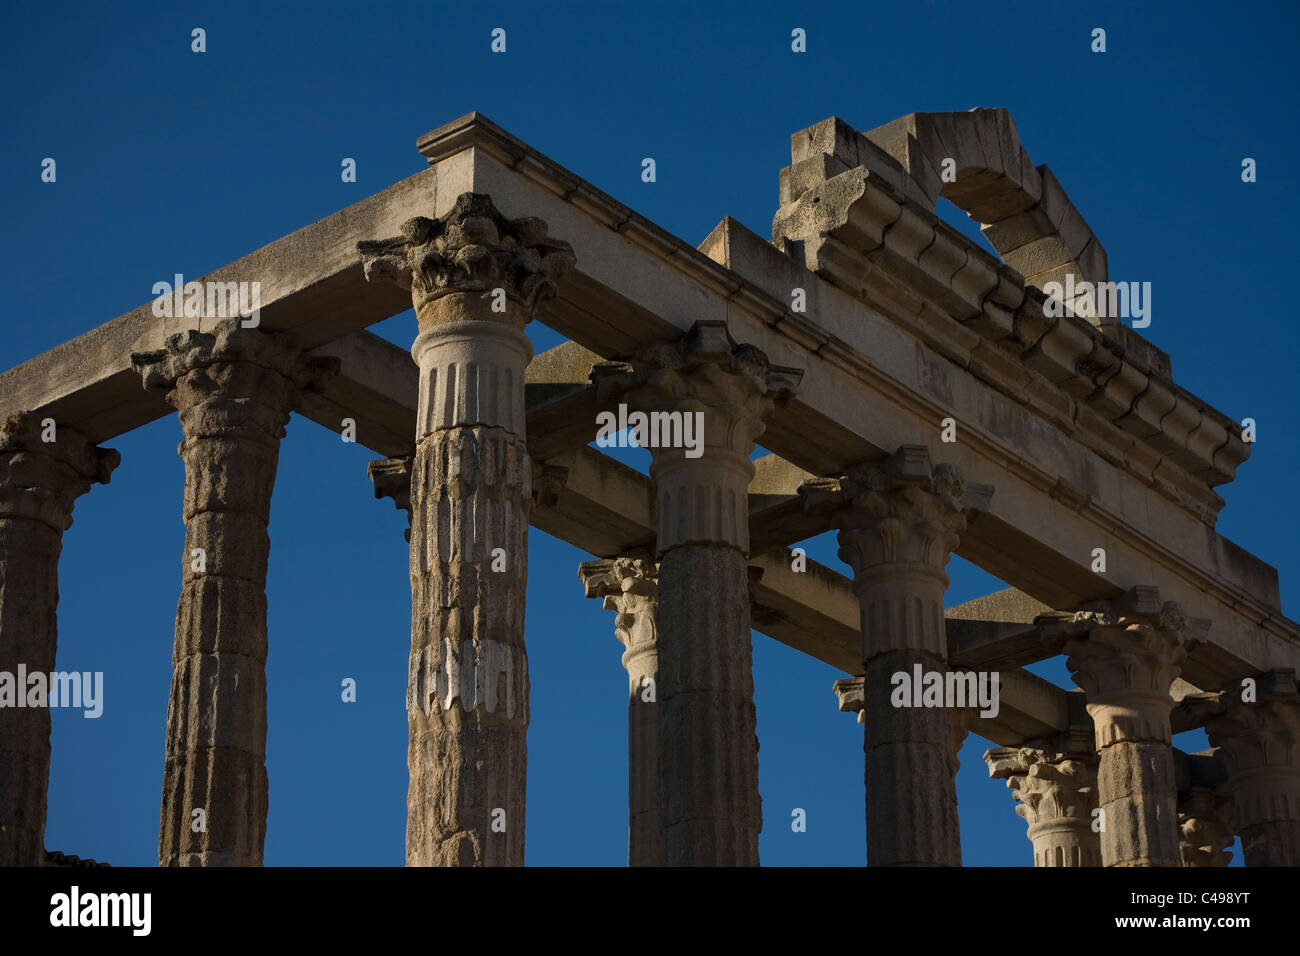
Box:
368 456 413 541
592 322 801 866
578 554 660 866
801 446 992 867
0 412 118 867
985 746 1101 867
1174 748 1234 867
133 321 336 866
1199 669 1300 866
1043 588 1204 867
359 194 575 866
1179 796 1234 867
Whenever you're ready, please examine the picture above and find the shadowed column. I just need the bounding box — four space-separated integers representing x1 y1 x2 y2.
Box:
1176 749 1234 867
592 322 801 866
579 554 660 866
133 321 336 866
801 446 992 866
0 412 118 866
360 194 574 866
1190 669 1300 866
1042 588 1205 867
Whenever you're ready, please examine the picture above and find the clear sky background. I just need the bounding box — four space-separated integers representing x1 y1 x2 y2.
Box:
2 0 1296 866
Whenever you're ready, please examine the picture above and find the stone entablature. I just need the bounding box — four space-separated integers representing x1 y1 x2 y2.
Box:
773 112 1247 522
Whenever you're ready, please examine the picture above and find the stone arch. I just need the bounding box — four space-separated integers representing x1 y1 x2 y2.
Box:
863 109 1107 314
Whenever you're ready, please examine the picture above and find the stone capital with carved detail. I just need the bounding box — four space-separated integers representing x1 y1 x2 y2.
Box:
833 676 866 723
1197 670 1300 783
591 320 801 458
800 444 993 585
578 553 659 686
0 412 120 531
1185 670 1300 866
578 552 662 866
358 192 576 332
986 746 1099 827
1042 588 1206 747
802 445 992 662
590 321 801 555
133 320 338 438
986 745 1101 867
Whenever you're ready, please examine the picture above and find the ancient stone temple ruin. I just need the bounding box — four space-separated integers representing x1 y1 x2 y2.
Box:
2 108 1294 867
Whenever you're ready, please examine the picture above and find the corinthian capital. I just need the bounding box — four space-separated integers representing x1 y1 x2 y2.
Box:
1198 669 1300 778
357 193 576 330
1182 671 1300 865
799 445 993 575
985 747 1098 827
578 554 659 685
1047 588 1203 699
131 319 338 437
1041 587 1207 746
0 412 120 530
589 320 802 459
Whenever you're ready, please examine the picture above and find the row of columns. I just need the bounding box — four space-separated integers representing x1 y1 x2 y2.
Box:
3 189 1300 868
983 713 1277 868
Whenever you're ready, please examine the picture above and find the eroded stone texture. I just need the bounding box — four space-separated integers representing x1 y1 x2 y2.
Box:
986 745 1100 867
802 446 992 867
592 322 800 866
0 412 117 867
579 554 660 866
1190 670 1300 866
360 193 574 866
132 321 336 866
1045 589 1204 867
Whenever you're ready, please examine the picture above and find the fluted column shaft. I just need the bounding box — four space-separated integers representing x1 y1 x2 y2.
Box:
0 414 117 866
593 321 800 866
579 556 660 865
360 194 575 866
406 320 532 866
802 445 992 866
859 576 959 866
133 322 333 866
656 541 755 864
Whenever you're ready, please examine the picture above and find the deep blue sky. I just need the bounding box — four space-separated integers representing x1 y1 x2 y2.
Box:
3 1 1296 866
